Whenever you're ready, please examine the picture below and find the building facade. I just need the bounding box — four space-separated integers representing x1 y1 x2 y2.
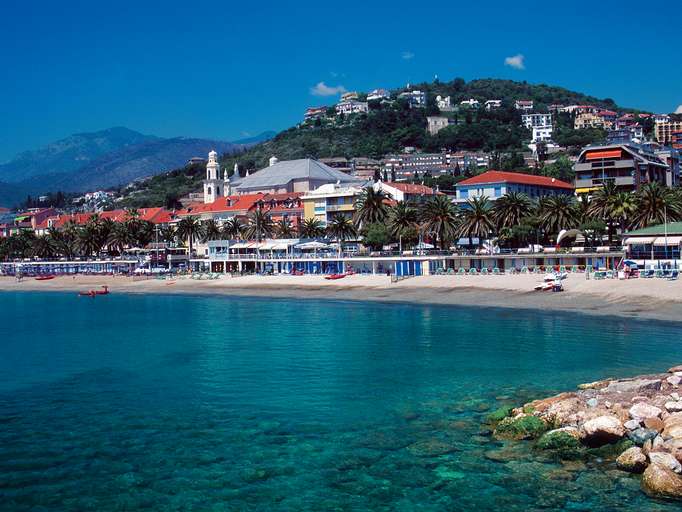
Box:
573 144 671 193
455 171 574 203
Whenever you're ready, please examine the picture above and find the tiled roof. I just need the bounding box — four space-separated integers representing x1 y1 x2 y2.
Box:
177 194 263 216
456 171 574 190
384 182 437 195
36 208 176 229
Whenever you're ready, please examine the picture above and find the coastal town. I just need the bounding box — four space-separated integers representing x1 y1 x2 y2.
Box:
1 88 681 285
4 2 682 510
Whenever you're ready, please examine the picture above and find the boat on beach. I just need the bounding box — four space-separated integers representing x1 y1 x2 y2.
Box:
35 275 56 281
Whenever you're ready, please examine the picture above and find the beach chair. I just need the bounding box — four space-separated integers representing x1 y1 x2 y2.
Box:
480 267 488 275
655 269 664 278
571 265 579 273
447 268 455 275
492 267 500 275
468 268 478 276
605 270 614 279
668 270 679 281
457 267 466 276
559 265 566 273
521 266 529 274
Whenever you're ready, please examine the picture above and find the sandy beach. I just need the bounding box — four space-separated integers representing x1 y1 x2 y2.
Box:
2 272 682 322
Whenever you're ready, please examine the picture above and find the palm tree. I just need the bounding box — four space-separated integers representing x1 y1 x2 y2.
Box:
274 218 296 238
610 192 638 236
31 235 56 259
326 215 357 251
201 219 223 242
299 218 325 238
354 186 389 229
159 225 177 245
51 224 78 259
587 181 618 243
244 209 273 241
492 192 532 231
223 218 244 240
108 222 133 255
538 195 577 239
388 201 418 250
421 195 459 249
630 183 682 229
457 196 495 248
78 222 101 257
176 216 202 255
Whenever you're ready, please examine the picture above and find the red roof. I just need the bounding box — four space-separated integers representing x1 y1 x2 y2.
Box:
178 194 263 216
384 182 437 195
457 171 574 190
36 208 176 229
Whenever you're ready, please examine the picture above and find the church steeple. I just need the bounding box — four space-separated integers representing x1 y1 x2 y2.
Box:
203 150 221 203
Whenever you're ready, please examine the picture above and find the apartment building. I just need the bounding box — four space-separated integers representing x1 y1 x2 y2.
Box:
574 144 671 193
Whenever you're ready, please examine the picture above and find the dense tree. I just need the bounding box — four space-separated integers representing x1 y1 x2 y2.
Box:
299 218 325 238
244 209 273 242
176 216 202 255
354 187 389 228
492 192 533 231
274 218 296 238
421 195 459 249
457 197 495 247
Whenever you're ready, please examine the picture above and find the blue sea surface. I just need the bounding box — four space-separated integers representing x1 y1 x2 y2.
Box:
1 291 681 511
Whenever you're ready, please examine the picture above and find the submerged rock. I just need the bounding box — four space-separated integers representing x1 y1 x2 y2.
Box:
494 415 548 441
580 416 625 447
536 428 580 451
485 406 513 424
406 438 458 457
641 463 682 501
616 446 647 473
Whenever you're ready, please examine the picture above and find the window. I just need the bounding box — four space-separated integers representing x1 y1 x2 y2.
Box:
460 189 469 199
494 186 502 197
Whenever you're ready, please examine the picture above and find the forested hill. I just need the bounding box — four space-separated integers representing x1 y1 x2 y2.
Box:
118 78 639 208
218 78 632 171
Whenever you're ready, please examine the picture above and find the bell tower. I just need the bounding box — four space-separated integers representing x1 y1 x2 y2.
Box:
203 150 221 203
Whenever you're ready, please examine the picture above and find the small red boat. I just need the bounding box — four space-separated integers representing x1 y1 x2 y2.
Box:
35 275 56 281
325 273 346 280
78 286 110 297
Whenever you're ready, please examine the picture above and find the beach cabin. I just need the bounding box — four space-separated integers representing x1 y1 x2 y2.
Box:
623 222 682 268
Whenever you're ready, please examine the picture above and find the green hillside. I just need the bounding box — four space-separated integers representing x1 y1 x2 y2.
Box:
119 78 638 208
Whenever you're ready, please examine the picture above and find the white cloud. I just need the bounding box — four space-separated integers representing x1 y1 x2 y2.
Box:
402 51 415 60
310 82 347 96
504 54 525 70
676 105 682 114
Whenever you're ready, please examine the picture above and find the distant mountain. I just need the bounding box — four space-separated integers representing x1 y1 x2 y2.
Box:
0 127 158 184
232 131 277 145
0 128 252 204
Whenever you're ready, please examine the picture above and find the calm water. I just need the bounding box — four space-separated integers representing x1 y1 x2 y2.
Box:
1 292 682 511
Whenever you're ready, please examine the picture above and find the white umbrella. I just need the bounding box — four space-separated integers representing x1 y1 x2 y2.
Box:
296 241 329 250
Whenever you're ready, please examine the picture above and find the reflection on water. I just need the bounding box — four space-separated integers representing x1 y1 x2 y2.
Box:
0 292 681 511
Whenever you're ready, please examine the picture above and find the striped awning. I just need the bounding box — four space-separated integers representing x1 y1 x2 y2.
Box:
653 236 682 246
622 236 656 245
586 149 622 160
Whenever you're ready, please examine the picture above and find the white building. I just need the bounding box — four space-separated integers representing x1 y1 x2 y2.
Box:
203 150 227 203
514 100 534 111
335 100 369 116
485 100 502 110
340 91 359 102
367 88 391 102
531 126 554 142
460 98 480 108
398 90 426 108
521 113 553 130
436 95 454 111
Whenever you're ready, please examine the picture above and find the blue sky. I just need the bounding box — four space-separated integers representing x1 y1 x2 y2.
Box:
1 0 680 162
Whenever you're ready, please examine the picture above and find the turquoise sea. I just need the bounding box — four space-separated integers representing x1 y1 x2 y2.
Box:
1 291 682 511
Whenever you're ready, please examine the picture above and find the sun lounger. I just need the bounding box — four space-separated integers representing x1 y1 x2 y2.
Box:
493 267 500 275
457 267 466 275
480 267 489 275
668 270 679 281
468 268 478 276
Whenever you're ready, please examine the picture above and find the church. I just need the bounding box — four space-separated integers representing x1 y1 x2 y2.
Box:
202 151 361 204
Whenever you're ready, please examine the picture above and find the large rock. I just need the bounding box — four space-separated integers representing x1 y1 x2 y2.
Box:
628 428 659 446
605 378 661 394
668 365 682 373
668 375 682 387
663 413 682 438
649 451 682 474
644 417 665 433
624 419 640 430
494 415 548 440
616 446 647 473
580 415 625 447
629 402 663 420
641 463 682 500
666 401 682 412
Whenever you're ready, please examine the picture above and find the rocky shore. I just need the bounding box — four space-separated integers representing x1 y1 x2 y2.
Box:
485 365 682 502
